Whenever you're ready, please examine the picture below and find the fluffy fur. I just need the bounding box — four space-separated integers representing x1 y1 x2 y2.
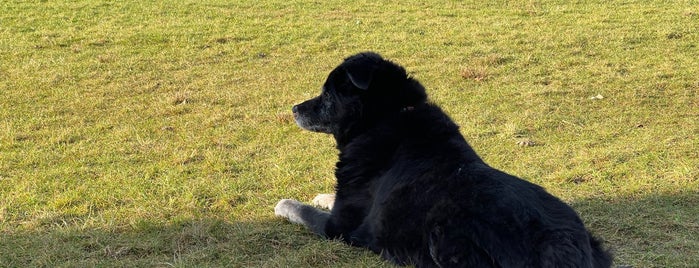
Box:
275 52 612 267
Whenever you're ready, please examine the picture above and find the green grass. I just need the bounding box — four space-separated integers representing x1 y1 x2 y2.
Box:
1 0 697 267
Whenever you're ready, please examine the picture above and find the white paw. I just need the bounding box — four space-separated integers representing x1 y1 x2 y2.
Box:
312 194 335 210
275 199 301 219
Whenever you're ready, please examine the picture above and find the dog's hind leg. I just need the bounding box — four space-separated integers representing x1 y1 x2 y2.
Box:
428 226 498 268
537 233 598 268
275 199 330 236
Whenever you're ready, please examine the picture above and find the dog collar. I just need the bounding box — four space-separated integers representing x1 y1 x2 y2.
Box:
401 106 415 112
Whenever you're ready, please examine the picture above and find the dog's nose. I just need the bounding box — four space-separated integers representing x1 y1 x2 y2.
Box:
292 105 299 114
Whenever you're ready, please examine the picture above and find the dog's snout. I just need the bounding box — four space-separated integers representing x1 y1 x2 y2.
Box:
292 105 299 114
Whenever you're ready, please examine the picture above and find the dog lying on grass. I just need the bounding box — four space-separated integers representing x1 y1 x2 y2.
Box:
275 52 612 267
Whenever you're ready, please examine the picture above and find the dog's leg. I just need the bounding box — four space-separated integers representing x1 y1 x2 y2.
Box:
428 224 499 268
275 199 330 236
312 193 336 210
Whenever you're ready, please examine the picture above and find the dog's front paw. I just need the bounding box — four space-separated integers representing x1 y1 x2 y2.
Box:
275 199 302 219
312 194 335 210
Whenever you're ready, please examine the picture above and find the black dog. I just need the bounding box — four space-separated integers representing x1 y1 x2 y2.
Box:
275 52 612 267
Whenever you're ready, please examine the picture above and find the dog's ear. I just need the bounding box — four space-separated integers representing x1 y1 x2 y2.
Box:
343 52 382 90
346 67 374 90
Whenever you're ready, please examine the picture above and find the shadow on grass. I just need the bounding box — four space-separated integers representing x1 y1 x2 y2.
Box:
0 216 356 267
1 191 696 267
572 190 699 268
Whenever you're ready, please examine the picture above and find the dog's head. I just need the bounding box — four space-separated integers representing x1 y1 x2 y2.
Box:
292 52 427 137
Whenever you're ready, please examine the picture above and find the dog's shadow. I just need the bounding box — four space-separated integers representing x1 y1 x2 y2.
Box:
1 191 695 267
0 215 380 267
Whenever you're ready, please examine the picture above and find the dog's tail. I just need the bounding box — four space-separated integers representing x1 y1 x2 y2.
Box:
589 232 613 268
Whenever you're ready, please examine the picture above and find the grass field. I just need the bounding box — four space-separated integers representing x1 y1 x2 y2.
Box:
1 0 697 267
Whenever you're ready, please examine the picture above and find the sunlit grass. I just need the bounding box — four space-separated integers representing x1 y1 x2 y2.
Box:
1 0 697 267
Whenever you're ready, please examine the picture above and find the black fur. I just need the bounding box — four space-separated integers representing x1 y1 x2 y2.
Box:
278 52 612 267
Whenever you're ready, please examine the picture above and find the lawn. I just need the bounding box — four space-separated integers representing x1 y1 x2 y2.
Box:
1 0 697 267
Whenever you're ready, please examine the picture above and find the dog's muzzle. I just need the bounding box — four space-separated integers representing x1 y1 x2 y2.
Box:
292 104 300 117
